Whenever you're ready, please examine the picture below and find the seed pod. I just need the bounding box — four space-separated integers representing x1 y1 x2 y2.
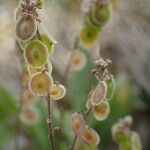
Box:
19 105 39 125
36 0 44 9
71 113 86 135
86 97 92 110
70 50 87 71
92 101 110 121
131 132 142 150
81 127 100 146
15 15 37 41
40 34 55 55
27 62 52 75
24 40 49 68
50 84 66 100
91 81 107 106
29 72 53 96
80 25 100 48
119 141 132 150
105 78 115 100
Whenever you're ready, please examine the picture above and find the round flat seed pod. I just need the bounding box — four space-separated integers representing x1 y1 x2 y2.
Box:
24 40 49 68
29 72 53 96
81 127 100 146
71 113 86 135
80 25 100 48
105 78 115 100
40 34 55 55
91 81 107 106
131 132 142 150
15 15 37 41
50 84 66 100
70 50 87 71
86 97 92 110
92 101 110 121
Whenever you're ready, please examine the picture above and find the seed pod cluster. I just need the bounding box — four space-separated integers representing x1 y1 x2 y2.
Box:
80 0 110 48
111 116 142 150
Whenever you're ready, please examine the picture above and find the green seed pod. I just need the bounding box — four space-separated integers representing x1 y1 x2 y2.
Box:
40 34 55 55
15 15 37 41
80 25 100 48
91 81 107 106
105 78 115 100
119 140 132 150
24 40 49 68
131 132 142 150
36 0 44 9
29 71 53 96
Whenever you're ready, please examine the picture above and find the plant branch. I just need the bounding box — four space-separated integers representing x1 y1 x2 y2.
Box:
70 135 77 150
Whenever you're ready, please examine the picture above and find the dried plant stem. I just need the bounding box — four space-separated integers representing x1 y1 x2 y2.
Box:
46 93 55 150
70 135 77 150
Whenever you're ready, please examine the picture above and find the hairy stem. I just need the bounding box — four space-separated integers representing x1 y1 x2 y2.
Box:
46 93 55 150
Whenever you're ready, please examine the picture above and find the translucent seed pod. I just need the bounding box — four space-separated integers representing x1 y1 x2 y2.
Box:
92 101 110 121
91 81 107 106
105 78 115 100
19 105 39 125
86 97 92 110
131 132 142 150
24 40 49 68
70 50 87 71
50 84 66 100
29 71 53 96
15 15 37 41
71 113 86 136
27 61 52 75
81 127 100 146
80 25 100 48
74 138 96 150
40 34 56 55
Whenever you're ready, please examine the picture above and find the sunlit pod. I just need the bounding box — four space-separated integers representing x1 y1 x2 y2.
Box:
70 50 87 71
85 97 92 110
22 89 36 106
19 106 39 125
15 15 37 41
81 127 100 146
74 138 96 150
131 132 142 150
91 81 107 106
71 113 86 135
24 40 49 68
92 101 110 121
29 72 53 96
40 34 55 55
27 61 52 75
50 84 66 100
105 78 115 100
21 68 30 87
80 25 100 48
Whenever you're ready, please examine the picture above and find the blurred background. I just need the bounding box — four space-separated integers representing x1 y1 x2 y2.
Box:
0 0 150 149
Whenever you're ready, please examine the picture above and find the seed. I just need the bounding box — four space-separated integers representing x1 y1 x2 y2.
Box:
81 127 100 146
92 101 110 121
15 16 37 41
29 72 53 96
50 84 66 100
24 40 49 68
91 81 107 106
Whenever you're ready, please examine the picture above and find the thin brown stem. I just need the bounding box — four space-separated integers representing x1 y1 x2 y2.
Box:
46 93 55 150
70 135 77 150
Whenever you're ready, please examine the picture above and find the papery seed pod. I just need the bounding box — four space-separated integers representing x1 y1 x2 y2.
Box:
27 61 52 75
40 34 55 55
50 84 66 100
24 40 49 68
70 50 87 71
86 97 92 110
81 127 100 146
29 71 53 96
74 138 96 150
19 105 39 125
92 101 110 121
91 81 107 106
80 25 100 48
131 132 142 150
71 113 86 135
105 77 115 100
22 89 35 106
15 16 37 41
36 0 44 9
